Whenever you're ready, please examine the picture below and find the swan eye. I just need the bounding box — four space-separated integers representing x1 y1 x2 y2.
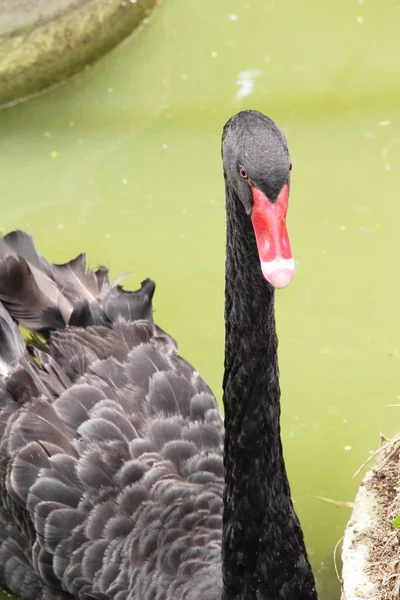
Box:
239 167 248 180
289 163 292 171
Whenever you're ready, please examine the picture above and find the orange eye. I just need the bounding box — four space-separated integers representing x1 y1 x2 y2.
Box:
239 167 248 180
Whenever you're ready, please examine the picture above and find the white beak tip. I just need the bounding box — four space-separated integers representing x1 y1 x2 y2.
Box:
261 258 296 289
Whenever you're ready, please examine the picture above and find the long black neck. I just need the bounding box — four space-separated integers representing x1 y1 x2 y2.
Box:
221 184 318 600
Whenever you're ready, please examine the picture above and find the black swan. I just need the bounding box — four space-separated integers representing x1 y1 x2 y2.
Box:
0 110 318 600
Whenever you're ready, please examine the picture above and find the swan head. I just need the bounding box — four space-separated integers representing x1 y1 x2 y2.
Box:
222 110 295 289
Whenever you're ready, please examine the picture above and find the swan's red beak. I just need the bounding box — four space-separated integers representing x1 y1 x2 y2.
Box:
250 184 295 289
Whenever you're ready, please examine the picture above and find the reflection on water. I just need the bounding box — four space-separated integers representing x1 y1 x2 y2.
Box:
1 1 400 598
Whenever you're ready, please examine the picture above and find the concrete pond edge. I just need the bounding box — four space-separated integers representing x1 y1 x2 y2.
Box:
0 0 158 108
341 470 381 600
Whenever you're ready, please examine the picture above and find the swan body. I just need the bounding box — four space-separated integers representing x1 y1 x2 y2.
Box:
0 111 318 600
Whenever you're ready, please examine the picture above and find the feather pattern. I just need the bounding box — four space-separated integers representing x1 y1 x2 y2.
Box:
0 235 223 599
0 231 155 338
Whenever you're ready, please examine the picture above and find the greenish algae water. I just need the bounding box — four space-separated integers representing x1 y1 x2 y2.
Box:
1 0 400 598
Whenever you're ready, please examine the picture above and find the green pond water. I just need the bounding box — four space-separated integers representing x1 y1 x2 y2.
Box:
1 0 400 597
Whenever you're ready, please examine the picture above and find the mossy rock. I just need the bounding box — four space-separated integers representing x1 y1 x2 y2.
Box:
0 0 157 107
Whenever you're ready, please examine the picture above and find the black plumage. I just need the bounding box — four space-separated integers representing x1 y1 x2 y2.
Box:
0 110 318 600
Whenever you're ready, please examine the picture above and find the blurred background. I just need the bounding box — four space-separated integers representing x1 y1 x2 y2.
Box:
1 0 400 597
